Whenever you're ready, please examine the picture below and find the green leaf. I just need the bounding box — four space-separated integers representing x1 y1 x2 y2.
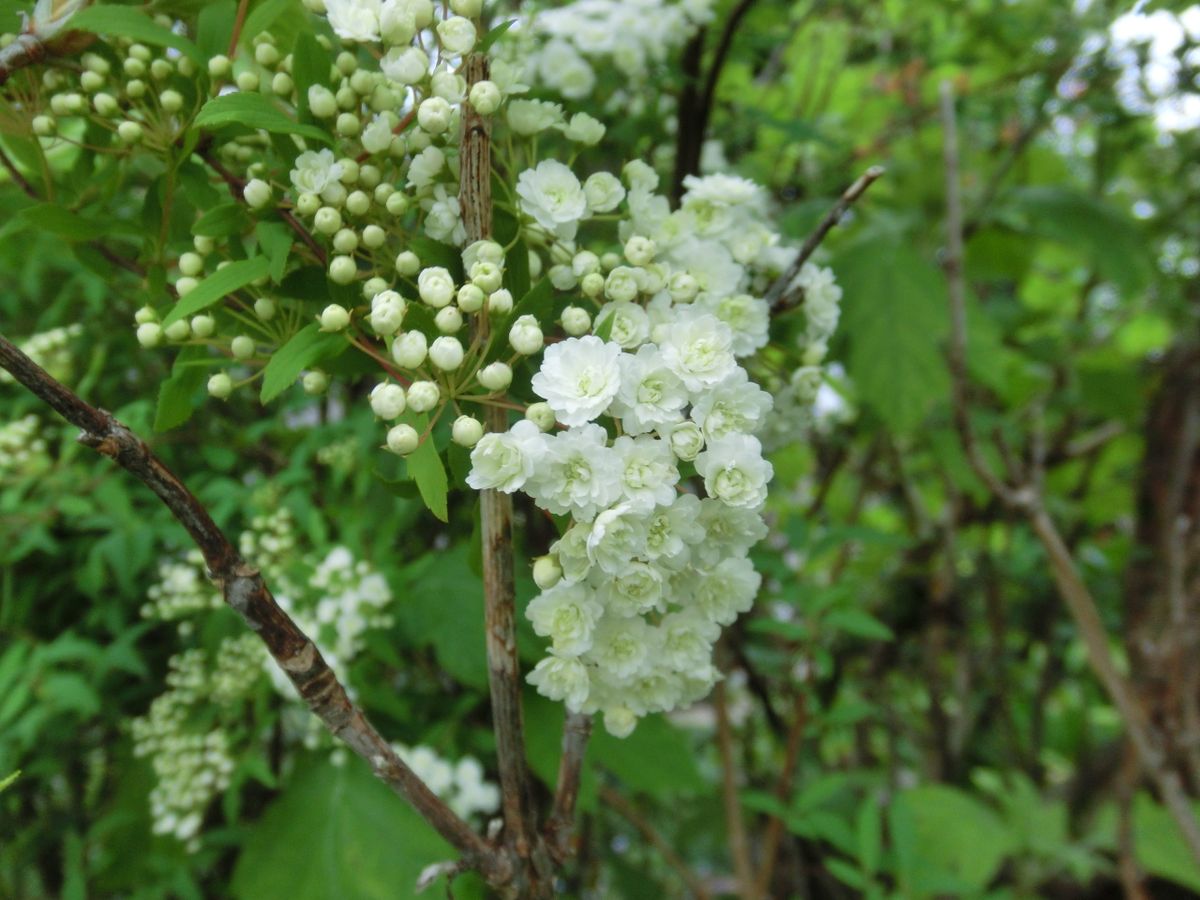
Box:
154 346 212 432
241 0 298 44
0 770 18 793
194 93 332 146
69 6 203 63
193 203 250 238
591 715 706 798
163 256 271 327
231 757 453 900
824 609 893 641
401 412 449 523
479 18 517 54
407 236 463 280
1005 186 1153 296
396 547 488 688
291 31 332 121
4 204 124 242
260 324 348 403
255 221 293 283
834 231 950 432
1130 793 1200 892
196 0 237 59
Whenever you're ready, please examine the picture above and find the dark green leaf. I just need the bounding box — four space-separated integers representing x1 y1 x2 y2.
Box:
193 203 250 238
163 257 271 327
69 6 203 62
400 411 449 523
260 324 349 403
255 221 293 283
194 93 332 146
154 346 213 432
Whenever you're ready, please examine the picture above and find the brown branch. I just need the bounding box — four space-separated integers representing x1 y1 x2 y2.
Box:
227 0 252 58
460 51 550 896
545 711 592 862
599 786 711 900
714 681 755 900
939 80 1200 866
0 144 37 199
670 28 708 206
765 166 885 314
0 333 509 888
754 692 807 898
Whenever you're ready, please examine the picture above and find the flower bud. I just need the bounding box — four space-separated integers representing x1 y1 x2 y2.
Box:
191 314 215 337
159 89 183 113
667 271 699 302
395 249 420 275
308 84 338 117
370 382 407 419
437 16 477 55
369 290 406 335
451 415 483 447
549 265 577 291
470 261 503 293
136 323 162 347
208 54 231 78
603 707 638 739
176 276 198 297
134 306 157 325
532 555 563 590
163 319 189 342
296 192 321 216
231 335 255 359
406 380 440 412
417 267 455 308
434 306 463 333
243 178 272 209
255 42 280 66
428 336 464 371
362 224 386 248
456 284 484 313
624 235 656 267
92 92 119 117
525 402 556 431
417 97 452 134
477 361 512 391
336 112 361 136
236 70 260 92
508 315 543 355
318 304 351 331
386 192 410 216
667 421 705 461
487 288 513 315
561 306 591 337
272 71 294 96
328 256 357 285
314 206 342 234
605 266 641 303
392 330 428 368
386 423 420 455
450 0 482 15
468 79 501 115
252 297 276 320
32 115 55 136
345 190 371 216
207 372 233 399
332 228 358 254
580 272 605 298
302 370 329 394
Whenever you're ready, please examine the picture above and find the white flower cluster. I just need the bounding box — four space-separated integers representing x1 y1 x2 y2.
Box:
393 743 500 821
129 636 260 850
467 184 779 737
0 324 81 385
517 0 716 96
142 550 223 626
0 414 48 480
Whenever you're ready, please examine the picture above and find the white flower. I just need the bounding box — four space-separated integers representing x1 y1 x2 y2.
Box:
291 149 344 198
361 113 394 155
694 434 773 509
658 611 719 671
551 523 592 584
598 561 664 618
690 370 773 440
436 16 476 55
586 616 651 682
422 185 466 245
694 499 769 566
643 494 705 566
583 172 625 212
609 344 688 435
586 503 648 575
406 146 445 191
531 336 623 426
507 99 564 135
379 0 417 43
369 290 406 336
539 40 596 99
417 267 455 307
562 112 605 144
381 46 429 84
466 420 547 493
525 425 622 520
593 301 649 349
613 435 678 510
527 582 603 656
692 556 761 625
695 292 769 356
528 654 590 711
369 382 406 419
325 0 381 41
659 311 736 393
517 160 588 241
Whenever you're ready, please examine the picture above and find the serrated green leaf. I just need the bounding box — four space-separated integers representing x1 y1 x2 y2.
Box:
69 6 203 62
260 324 348 403
163 257 271 327
835 232 950 432
255 221 293 283
231 757 453 900
291 31 332 121
194 93 332 146
396 547 488 688
154 346 212 432
241 0 297 45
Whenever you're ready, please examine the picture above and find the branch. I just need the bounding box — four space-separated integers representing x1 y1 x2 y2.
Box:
714 681 755 900
0 144 37 198
545 712 592 861
765 165 885 314
754 692 807 898
938 80 1200 866
670 28 707 206
599 786 712 900
460 51 549 892
227 0 251 58
0 333 509 886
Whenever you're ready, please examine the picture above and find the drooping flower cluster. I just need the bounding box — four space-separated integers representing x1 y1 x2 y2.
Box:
0 414 48 480
393 743 500 821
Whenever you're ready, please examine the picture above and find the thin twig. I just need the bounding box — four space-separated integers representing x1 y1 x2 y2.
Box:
460 51 550 895
0 144 37 198
0 333 508 886
714 682 755 900
599 786 711 900
227 0 252 58
545 712 592 861
939 79 1200 866
754 692 807 898
765 166 885 314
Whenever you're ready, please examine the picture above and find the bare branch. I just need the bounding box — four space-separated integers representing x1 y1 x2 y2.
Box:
545 712 592 861
714 682 755 900
765 166 885 314
754 692 807 898
0 333 509 886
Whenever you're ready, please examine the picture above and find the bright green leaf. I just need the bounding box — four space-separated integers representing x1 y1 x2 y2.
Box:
69 6 203 62
260 324 349 403
163 257 271 327
194 92 332 146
